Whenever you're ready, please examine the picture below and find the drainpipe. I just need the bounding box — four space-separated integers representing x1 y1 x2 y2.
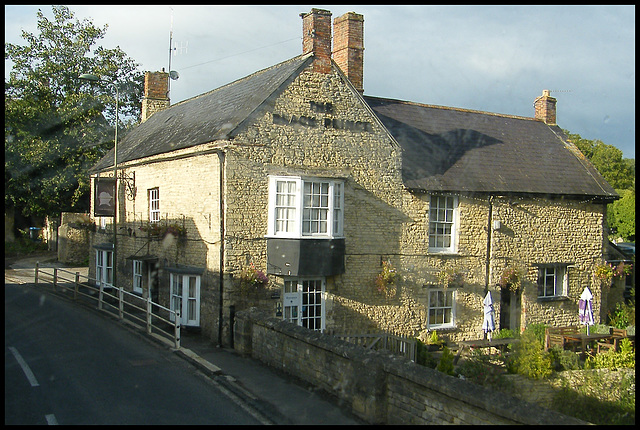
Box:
484 195 494 294
217 151 226 346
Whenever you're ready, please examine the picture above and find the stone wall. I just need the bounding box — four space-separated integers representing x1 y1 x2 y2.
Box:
234 307 586 425
57 212 91 264
88 58 611 346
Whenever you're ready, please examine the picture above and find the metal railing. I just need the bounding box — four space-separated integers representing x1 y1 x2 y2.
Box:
34 262 180 348
333 332 417 362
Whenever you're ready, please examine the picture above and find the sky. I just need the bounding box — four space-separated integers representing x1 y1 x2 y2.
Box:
4 5 636 159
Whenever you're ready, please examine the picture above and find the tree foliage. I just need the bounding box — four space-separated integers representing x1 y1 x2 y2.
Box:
565 131 635 242
5 5 143 222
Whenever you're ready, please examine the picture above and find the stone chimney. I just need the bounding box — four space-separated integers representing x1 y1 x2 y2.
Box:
333 12 364 93
141 70 170 123
301 8 332 74
534 89 557 125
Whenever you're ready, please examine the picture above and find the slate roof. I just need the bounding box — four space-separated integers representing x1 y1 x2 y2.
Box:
92 54 313 171
92 52 617 201
364 96 618 200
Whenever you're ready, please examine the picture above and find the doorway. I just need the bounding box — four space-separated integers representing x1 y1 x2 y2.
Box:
500 287 521 332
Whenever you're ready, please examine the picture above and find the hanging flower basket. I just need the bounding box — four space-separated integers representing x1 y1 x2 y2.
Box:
437 267 464 289
594 262 632 287
498 267 521 293
375 260 397 299
240 263 269 290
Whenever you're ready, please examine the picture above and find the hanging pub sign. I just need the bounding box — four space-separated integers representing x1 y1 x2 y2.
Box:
94 177 116 217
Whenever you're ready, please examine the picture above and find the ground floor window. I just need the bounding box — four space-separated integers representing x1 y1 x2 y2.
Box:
282 278 325 331
427 288 455 328
95 250 113 289
537 265 568 298
170 273 201 327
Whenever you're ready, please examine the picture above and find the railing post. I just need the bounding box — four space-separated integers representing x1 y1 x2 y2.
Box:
53 268 58 292
74 272 80 301
174 309 181 349
98 281 104 310
35 262 39 285
146 295 152 335
118 286 124 320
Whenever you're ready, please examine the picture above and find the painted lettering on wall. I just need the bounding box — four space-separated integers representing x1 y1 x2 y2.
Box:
272 100 373 133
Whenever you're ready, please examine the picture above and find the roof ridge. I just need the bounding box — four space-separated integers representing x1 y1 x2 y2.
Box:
364 95 538 122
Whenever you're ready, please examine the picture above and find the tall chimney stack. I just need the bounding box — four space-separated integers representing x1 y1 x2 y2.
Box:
333 12 364 93
534 89 557 125
300 8 332 74
141 70 170 122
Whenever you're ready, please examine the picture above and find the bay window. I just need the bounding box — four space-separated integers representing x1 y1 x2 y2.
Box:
268 176 344 238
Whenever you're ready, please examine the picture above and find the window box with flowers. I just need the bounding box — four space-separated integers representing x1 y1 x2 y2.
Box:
498 266 522 293
375 260 398 299
139 222 187 242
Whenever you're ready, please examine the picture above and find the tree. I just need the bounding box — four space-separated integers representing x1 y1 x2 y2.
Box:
5 5 143 228
565 131 635 242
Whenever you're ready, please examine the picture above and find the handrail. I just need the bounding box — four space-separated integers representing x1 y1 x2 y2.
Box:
34 262 180 348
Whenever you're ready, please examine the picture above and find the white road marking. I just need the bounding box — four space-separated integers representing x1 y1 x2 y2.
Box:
45 414 58 425
8 346 40 387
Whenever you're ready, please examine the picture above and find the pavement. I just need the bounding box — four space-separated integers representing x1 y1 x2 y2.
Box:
5 251 364 425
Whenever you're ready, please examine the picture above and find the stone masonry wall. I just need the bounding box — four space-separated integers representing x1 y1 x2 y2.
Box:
234 308 586 425
89 58 610 346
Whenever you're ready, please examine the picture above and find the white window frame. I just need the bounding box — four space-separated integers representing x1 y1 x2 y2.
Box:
132 260 143 294
149 187 160 224
427 288 456 329
170 273 201 327
538 265 568 298
428 194 458 253
282 278 326 332
95 249 113 289
267 176 344 239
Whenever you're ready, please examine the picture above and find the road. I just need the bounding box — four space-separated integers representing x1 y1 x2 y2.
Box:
4 282 262 425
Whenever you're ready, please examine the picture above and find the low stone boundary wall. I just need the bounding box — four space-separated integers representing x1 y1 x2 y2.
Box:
234 308 586 425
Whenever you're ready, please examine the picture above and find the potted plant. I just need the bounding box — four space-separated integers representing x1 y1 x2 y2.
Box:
426 330 445 351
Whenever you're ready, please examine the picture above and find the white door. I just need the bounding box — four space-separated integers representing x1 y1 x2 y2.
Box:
170 273 201 326
283 278 325 331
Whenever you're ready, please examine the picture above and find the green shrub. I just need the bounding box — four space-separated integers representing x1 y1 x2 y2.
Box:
507 329 552 379
492 328 517 339
456 349 508 388
415 339 438 368
523 323 547 346
547 345 580 371
436 347 455 376
585 338 635 370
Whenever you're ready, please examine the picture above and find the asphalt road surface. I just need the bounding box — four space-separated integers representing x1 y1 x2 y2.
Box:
4 282 262 425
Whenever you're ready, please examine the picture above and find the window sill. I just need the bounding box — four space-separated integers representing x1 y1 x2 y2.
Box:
537 295 570 303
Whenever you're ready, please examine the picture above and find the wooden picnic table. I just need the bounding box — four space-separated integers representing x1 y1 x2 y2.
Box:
560 333 614 359
453 338 519 364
